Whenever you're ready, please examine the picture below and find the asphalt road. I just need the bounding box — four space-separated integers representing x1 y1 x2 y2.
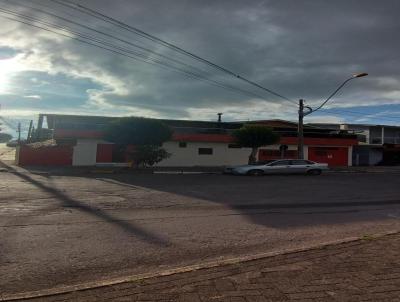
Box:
1 166 400 296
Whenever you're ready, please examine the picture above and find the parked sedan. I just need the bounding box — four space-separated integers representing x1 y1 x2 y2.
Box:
224 159 328 176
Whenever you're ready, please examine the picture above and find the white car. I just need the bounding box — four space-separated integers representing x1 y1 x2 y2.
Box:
224 159 329 176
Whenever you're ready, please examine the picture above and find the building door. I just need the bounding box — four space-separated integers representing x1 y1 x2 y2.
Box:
96 144 113 163
72 139 98 166
308 147 348 166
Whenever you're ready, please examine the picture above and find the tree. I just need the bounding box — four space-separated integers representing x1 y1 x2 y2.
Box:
0 133 12 143
105 117 172 167
232 125 280 164
131 145 171 167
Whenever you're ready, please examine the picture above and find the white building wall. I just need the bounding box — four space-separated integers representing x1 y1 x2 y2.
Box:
157 141 252 167
348 146 353 166
157 142 302 167
303 146 308 160
72 139 109 166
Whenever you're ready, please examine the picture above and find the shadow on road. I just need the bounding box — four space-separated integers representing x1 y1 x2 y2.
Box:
10 162 400 229
0 161 167 246
97 172 400 229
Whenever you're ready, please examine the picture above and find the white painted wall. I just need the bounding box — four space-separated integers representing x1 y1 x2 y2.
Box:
348 146 353 166
157 142 303 167
157 141 252 167
72 139 102 166
303 146 308 160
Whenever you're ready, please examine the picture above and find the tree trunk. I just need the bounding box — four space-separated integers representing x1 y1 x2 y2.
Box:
248 147 258 164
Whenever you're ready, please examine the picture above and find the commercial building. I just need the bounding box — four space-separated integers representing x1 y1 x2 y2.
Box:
16 114 358 167
309 123 400 166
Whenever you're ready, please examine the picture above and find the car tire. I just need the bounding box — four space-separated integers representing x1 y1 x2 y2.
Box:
307 169 322 175
247 169 264 176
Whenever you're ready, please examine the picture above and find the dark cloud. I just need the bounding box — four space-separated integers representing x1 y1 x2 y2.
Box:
79 0 400 101
1 0 400 122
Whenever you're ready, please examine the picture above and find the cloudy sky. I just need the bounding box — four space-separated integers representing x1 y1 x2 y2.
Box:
1 0 400 136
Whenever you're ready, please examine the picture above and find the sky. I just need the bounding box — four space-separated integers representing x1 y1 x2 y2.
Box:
1 0 400 137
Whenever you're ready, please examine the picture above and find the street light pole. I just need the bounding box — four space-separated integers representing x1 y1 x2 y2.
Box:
297 73 368 159
298 99 305 159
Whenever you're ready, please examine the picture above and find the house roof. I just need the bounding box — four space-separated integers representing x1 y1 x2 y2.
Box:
42 114 307 130
309 122 400 129
40 113 357 141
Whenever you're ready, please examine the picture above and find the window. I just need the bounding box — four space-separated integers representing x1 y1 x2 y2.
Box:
290 160 309 165
228 144 241 148
198 148 213 155
179 142 187 148
270 160 290 166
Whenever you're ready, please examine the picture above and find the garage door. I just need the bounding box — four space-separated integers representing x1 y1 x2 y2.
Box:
308 147 348 166
96 144 113 163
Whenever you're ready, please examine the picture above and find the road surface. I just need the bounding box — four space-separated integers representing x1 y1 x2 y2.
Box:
1 166 400 295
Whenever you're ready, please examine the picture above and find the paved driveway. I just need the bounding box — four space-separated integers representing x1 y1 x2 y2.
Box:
1 165 400 296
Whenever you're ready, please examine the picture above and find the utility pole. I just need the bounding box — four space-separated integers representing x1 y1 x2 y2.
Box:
17 122 21 143
27 120 33 142
297 99 305 159
297 73 368 160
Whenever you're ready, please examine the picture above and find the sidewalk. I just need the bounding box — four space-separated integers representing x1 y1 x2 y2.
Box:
5 232 400 302
330 166 400 174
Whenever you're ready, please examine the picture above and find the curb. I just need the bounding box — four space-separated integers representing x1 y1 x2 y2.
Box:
153 171 220 175
2 229 399 301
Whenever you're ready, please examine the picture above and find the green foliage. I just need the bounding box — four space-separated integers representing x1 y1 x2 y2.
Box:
232 125 280 164
105 117 172 167
0 133 12 143
132 145 171 167
232 125 279 148
105 117 172 146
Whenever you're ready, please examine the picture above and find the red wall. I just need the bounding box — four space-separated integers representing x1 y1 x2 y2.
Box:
18 145 73 166
280 137 357 146
96 144 113 163
308 147 348 166
54 129 104 139
53 129 357 146
172 133 234 143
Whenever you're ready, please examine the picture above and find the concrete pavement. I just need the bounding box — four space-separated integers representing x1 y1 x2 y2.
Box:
1 162 400 297
4 232 400 301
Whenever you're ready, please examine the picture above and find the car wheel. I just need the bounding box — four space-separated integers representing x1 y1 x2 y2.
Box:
307 169 322 175
247 169 264 176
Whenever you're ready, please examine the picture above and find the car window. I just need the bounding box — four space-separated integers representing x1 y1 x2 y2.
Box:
270 160 290 166
254 160 274 165
290 160 309 165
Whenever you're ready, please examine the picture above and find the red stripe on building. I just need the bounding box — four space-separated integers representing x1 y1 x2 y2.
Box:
173 134 357 146
280 137 358 146
54 129 104 139
172 134 235 143
53 129 357 147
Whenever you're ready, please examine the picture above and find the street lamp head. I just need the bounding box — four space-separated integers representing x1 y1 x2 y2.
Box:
353 72 368 78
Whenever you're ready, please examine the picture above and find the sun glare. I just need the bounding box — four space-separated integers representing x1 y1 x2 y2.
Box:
0 57 22 93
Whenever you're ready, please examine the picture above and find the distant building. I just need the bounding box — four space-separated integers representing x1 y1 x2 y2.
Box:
309 123 400 166
16 114 358 167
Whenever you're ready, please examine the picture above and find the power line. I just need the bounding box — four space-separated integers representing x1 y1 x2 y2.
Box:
0 116 19 130
49 0 297 105
3 0 398 125
0 8 274 101
5 0 216 78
